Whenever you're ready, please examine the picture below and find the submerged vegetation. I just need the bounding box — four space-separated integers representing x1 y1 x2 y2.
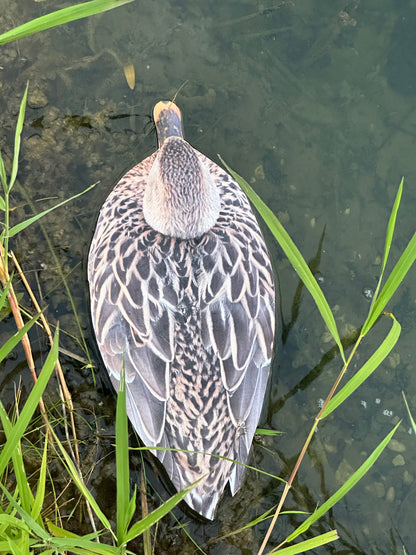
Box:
1 1 416 554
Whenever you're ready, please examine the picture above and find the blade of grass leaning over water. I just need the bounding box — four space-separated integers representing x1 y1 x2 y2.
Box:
1 82 28 273
219 156 345 363
268 530 339 554
0 481 112 554
123 477 206 544
361 227 416 335
402 392 416 436
8 182 97 238
0 153 7 197
284 421 400 545
225 166 413 553
321 312 401 418
364 178 403 320
8 83 28 193
361 177 416 335
0 0 134 45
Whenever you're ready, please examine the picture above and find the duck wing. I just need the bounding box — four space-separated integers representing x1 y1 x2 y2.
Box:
88 159 175 446
198 165 275 492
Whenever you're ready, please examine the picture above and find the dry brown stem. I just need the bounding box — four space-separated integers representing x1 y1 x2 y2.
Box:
0 242 50 434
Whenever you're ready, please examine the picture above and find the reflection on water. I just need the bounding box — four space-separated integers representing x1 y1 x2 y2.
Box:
1 0 416 552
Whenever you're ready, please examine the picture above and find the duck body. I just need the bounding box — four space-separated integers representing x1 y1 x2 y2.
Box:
88 102 275 520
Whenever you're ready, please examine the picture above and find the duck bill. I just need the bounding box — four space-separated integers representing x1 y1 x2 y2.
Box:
153 101 184 147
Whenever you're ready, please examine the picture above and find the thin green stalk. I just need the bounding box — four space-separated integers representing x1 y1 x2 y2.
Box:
1 83 28 274
116 358 130 547
284 421 400 544
257 332 363 555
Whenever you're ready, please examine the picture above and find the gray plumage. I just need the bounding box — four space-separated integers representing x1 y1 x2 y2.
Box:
88 101 275 520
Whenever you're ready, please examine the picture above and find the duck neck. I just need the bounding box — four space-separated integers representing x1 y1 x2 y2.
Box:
143 137 220 240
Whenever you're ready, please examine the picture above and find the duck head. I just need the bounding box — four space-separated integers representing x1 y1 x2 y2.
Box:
143 101 221 240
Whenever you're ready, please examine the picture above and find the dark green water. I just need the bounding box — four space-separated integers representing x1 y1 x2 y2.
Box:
1 0 416 553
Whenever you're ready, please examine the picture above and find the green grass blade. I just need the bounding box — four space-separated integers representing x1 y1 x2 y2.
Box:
0 151 7 194
402 392 416 436
51 431 113 533
40 537 116 554
46 521 112 553
8 182 96 238
127 487 137 530
0 485 113 554
0 0 134 45
285 421 400 543
7 537 28 555
124 477 205 544
0 312 41 364
321 313 401 418
216 507 275 542
31 437 48 522
0 406 35 515
365 178 403 321
269 530 339 554
256 428 282 437
8 83 29 192
219 157 345 362
361 229 416 335
0 482 49 541
0 329 59 478
0 514 31 532
116 359 131 544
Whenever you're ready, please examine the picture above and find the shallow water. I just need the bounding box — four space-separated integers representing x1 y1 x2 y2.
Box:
1 0 416 553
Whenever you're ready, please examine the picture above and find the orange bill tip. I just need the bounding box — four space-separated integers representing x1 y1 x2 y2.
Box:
153 101 182 125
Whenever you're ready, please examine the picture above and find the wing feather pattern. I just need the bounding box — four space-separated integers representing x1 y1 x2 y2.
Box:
89 155 174 446
88 150 275 518
197 155 275 495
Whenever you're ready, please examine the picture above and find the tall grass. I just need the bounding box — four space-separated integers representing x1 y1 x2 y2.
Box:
222 161 416 553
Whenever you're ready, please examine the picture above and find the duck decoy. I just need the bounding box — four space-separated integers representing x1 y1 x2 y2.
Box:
88 101 275 520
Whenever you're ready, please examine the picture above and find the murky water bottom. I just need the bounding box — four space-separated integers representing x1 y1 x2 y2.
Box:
1 0 416 552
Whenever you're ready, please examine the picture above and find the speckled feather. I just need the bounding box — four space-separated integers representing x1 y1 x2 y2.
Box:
88 138 275 520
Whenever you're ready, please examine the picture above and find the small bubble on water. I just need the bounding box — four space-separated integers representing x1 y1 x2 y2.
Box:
361 400 367 409
317 398 324 409
375 398 381 404
383 409 393 417
362 287 374 300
